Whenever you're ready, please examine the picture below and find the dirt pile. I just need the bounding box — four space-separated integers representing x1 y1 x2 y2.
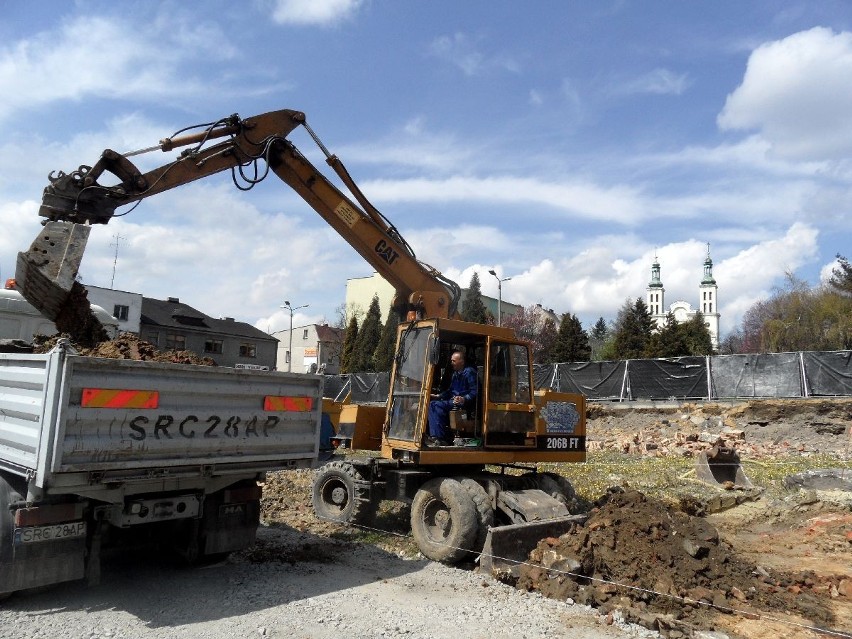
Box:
516 488 844 637
52 281 109 347
33 332 216 365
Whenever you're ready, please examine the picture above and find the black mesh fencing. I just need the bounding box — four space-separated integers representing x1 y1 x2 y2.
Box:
324 350 852 403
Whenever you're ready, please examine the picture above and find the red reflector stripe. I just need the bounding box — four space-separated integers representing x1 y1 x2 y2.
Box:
81 388 159 409
263 396 314 412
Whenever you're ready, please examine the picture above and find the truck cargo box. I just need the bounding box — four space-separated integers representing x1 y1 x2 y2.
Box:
0 341 322 501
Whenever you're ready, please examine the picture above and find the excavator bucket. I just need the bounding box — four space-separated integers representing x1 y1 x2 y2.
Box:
480 515 587 579
15 221 90 321
695 446 753 489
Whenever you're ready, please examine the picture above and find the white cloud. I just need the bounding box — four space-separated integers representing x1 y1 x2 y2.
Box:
621 68 691 95
363 176 647 224
718 27 852 161
0 15 236 122
269 0 364 26
428 32 520 76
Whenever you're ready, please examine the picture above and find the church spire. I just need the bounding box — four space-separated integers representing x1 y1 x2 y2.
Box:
648 250 663 288
702 243 716 285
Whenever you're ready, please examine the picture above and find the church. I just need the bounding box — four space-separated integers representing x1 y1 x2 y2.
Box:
645 246 720 349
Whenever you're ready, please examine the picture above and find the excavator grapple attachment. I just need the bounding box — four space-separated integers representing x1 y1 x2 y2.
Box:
15 221 90 321
480 514 587 578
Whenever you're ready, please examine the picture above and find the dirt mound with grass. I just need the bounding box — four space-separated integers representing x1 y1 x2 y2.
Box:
516 488 840 636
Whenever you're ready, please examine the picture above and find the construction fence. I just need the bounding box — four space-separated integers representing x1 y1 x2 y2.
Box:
323 350 852 402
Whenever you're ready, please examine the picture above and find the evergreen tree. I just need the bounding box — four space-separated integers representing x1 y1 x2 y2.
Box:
589 316 609 361
682 311 714 355
340 315 359 373
374 310 398 372
647 312 687 357
461 272 490 324
350 295 382 372
551 313 591 363
535 317 558 363
611 298 654 359
829 254 852 296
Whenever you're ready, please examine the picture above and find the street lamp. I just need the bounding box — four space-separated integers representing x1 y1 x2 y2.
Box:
280 300 309 372
487 269 512 327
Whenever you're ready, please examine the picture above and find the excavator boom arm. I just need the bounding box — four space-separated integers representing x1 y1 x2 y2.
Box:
17 109 460 323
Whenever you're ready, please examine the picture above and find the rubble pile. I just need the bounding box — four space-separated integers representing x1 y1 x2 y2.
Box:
586 400 852 460
516 488 843 636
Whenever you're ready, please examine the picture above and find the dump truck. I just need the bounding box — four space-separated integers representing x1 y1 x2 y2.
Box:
0 340 323 595
14 108 588 571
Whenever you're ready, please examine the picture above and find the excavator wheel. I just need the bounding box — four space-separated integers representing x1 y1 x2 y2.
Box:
536 472 578 513
411 477 478 564
454 477 494 556
312 461 370 525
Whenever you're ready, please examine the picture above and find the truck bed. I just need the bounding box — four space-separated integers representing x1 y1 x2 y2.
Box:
0 344 322 499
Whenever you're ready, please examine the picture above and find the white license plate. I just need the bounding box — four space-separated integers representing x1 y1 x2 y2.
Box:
14 521 87 545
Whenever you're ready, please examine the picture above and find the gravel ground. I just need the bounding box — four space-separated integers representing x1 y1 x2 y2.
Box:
0 523 660 639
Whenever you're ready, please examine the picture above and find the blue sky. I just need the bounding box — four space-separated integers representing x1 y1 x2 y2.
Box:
1 1 851 339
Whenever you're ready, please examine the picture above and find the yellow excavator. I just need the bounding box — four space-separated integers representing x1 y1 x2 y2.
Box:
16 109 587 569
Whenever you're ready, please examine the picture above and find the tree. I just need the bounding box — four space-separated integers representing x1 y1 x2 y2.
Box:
551 313 591 363
681 311 714 355
340 315 359 373
536 317 559 363
350 295 382 372
610 298 654 359
589 316 610 361
733 273 852 353
829 254 852 296
461 272 490 324
374 311 398 372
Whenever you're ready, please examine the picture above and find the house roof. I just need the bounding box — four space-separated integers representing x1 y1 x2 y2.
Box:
141 297 274 341
316 324 344 342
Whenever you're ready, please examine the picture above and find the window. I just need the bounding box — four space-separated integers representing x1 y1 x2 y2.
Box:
204 339 223 354
285 350 291 363
113 304 129 321
303 328 309 340
144 331 159 347
239 342 257 358
165 334 186 350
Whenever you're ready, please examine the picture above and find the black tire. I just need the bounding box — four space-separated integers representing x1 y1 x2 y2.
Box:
312 461 370 525
537 472 577 512
0 475 22 600
410 478 478 564
454 477 494 555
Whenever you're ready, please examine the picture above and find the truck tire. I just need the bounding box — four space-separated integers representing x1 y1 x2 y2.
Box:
312 461 370 525
0 476 21 599
410 478 477 564
454 477 494 556
537 472 577 512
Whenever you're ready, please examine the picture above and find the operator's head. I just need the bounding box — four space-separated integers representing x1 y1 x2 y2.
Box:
450 350 465 371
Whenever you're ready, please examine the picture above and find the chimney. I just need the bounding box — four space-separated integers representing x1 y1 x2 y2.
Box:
167 297 180 303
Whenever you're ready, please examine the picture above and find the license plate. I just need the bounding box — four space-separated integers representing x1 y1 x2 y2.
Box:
14 521 86 545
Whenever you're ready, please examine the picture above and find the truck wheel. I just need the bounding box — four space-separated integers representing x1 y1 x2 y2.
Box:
537 472 577 512
411 478 477 564
454 477 494 556
0 475 22 599
312 461 369 525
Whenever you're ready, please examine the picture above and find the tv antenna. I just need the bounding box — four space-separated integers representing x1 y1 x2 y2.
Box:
110 233 127 289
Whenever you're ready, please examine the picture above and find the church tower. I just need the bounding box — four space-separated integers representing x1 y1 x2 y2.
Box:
699 244 720 349
646 252 665 328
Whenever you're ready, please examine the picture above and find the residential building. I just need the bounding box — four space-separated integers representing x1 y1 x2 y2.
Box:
85 285 143 334
140 296 277 369
272 323 344 374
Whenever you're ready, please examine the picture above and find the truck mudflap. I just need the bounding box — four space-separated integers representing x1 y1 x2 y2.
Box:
480 514 588 579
